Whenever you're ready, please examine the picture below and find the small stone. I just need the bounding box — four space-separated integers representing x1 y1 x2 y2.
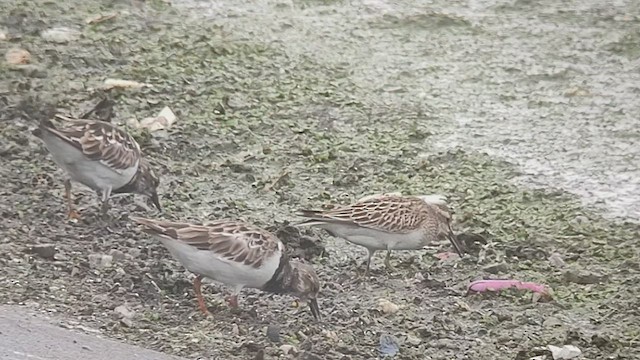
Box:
548 344 582 359
483 262 509 274
6 48 30 65
231 323 240 336
108 249 126 262
266 324 280 343
406 334 421 346
127 248 141 259
115 305 135 328
31 244 56 259
53 253 68 261
88 254 113 269
548 253 566 268
279 344 297 355
563 269 606 285
41 27 80 43
377 299 400 315
114 305 135 319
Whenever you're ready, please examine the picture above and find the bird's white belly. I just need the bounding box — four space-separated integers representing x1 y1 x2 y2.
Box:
158 237 280 289
42 133 137 191
322 224 425 251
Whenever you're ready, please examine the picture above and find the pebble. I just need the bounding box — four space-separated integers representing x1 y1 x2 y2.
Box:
548 344 582 359
127 248 141 259
266 324 280 343
279 344 297 355
405 334 421 346
114 305 135 319
114 305 135 327
378 299 400 315
5 48 30 65
88 254 113 269
548 253 566 268
31 244 56 259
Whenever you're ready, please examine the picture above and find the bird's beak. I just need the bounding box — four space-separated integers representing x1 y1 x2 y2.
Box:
150 191 162 211
447 226 464 257
309 298 321 321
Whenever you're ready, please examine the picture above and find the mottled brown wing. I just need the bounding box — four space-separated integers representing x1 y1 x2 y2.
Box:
132 217 281 269
301 196 427 233
46 115 141 172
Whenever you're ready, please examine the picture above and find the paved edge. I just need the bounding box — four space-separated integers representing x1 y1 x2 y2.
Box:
0 305 187 360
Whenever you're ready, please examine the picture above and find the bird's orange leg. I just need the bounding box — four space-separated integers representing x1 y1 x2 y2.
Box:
64 179 80 220
193 275 211 316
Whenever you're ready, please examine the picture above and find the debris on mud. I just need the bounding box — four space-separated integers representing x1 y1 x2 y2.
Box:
467 279 554 301
379 333 400 357
133 106 177 132
548 344 582 360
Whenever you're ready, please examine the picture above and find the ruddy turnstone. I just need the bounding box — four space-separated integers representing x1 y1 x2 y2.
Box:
297 194 464 275
32 115 161 219
131 217 321 320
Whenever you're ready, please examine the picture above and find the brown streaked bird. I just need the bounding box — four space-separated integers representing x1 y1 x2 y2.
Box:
296 194 464 275
131 216 321 320
32 115 161 219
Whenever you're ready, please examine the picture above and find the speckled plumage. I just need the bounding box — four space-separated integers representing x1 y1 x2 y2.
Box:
33 115 161 218
131 217 321 319
297 194 464 274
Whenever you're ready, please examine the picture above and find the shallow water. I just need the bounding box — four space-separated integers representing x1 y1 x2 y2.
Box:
175 0 640 222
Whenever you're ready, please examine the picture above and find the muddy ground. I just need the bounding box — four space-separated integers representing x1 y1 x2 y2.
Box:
1 0 639 359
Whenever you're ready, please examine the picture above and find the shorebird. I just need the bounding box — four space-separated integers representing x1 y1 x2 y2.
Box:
32 115 161 218
131 216 321 320
297 194 464 275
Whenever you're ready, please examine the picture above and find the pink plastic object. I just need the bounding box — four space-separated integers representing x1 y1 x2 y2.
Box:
467 279 553 299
